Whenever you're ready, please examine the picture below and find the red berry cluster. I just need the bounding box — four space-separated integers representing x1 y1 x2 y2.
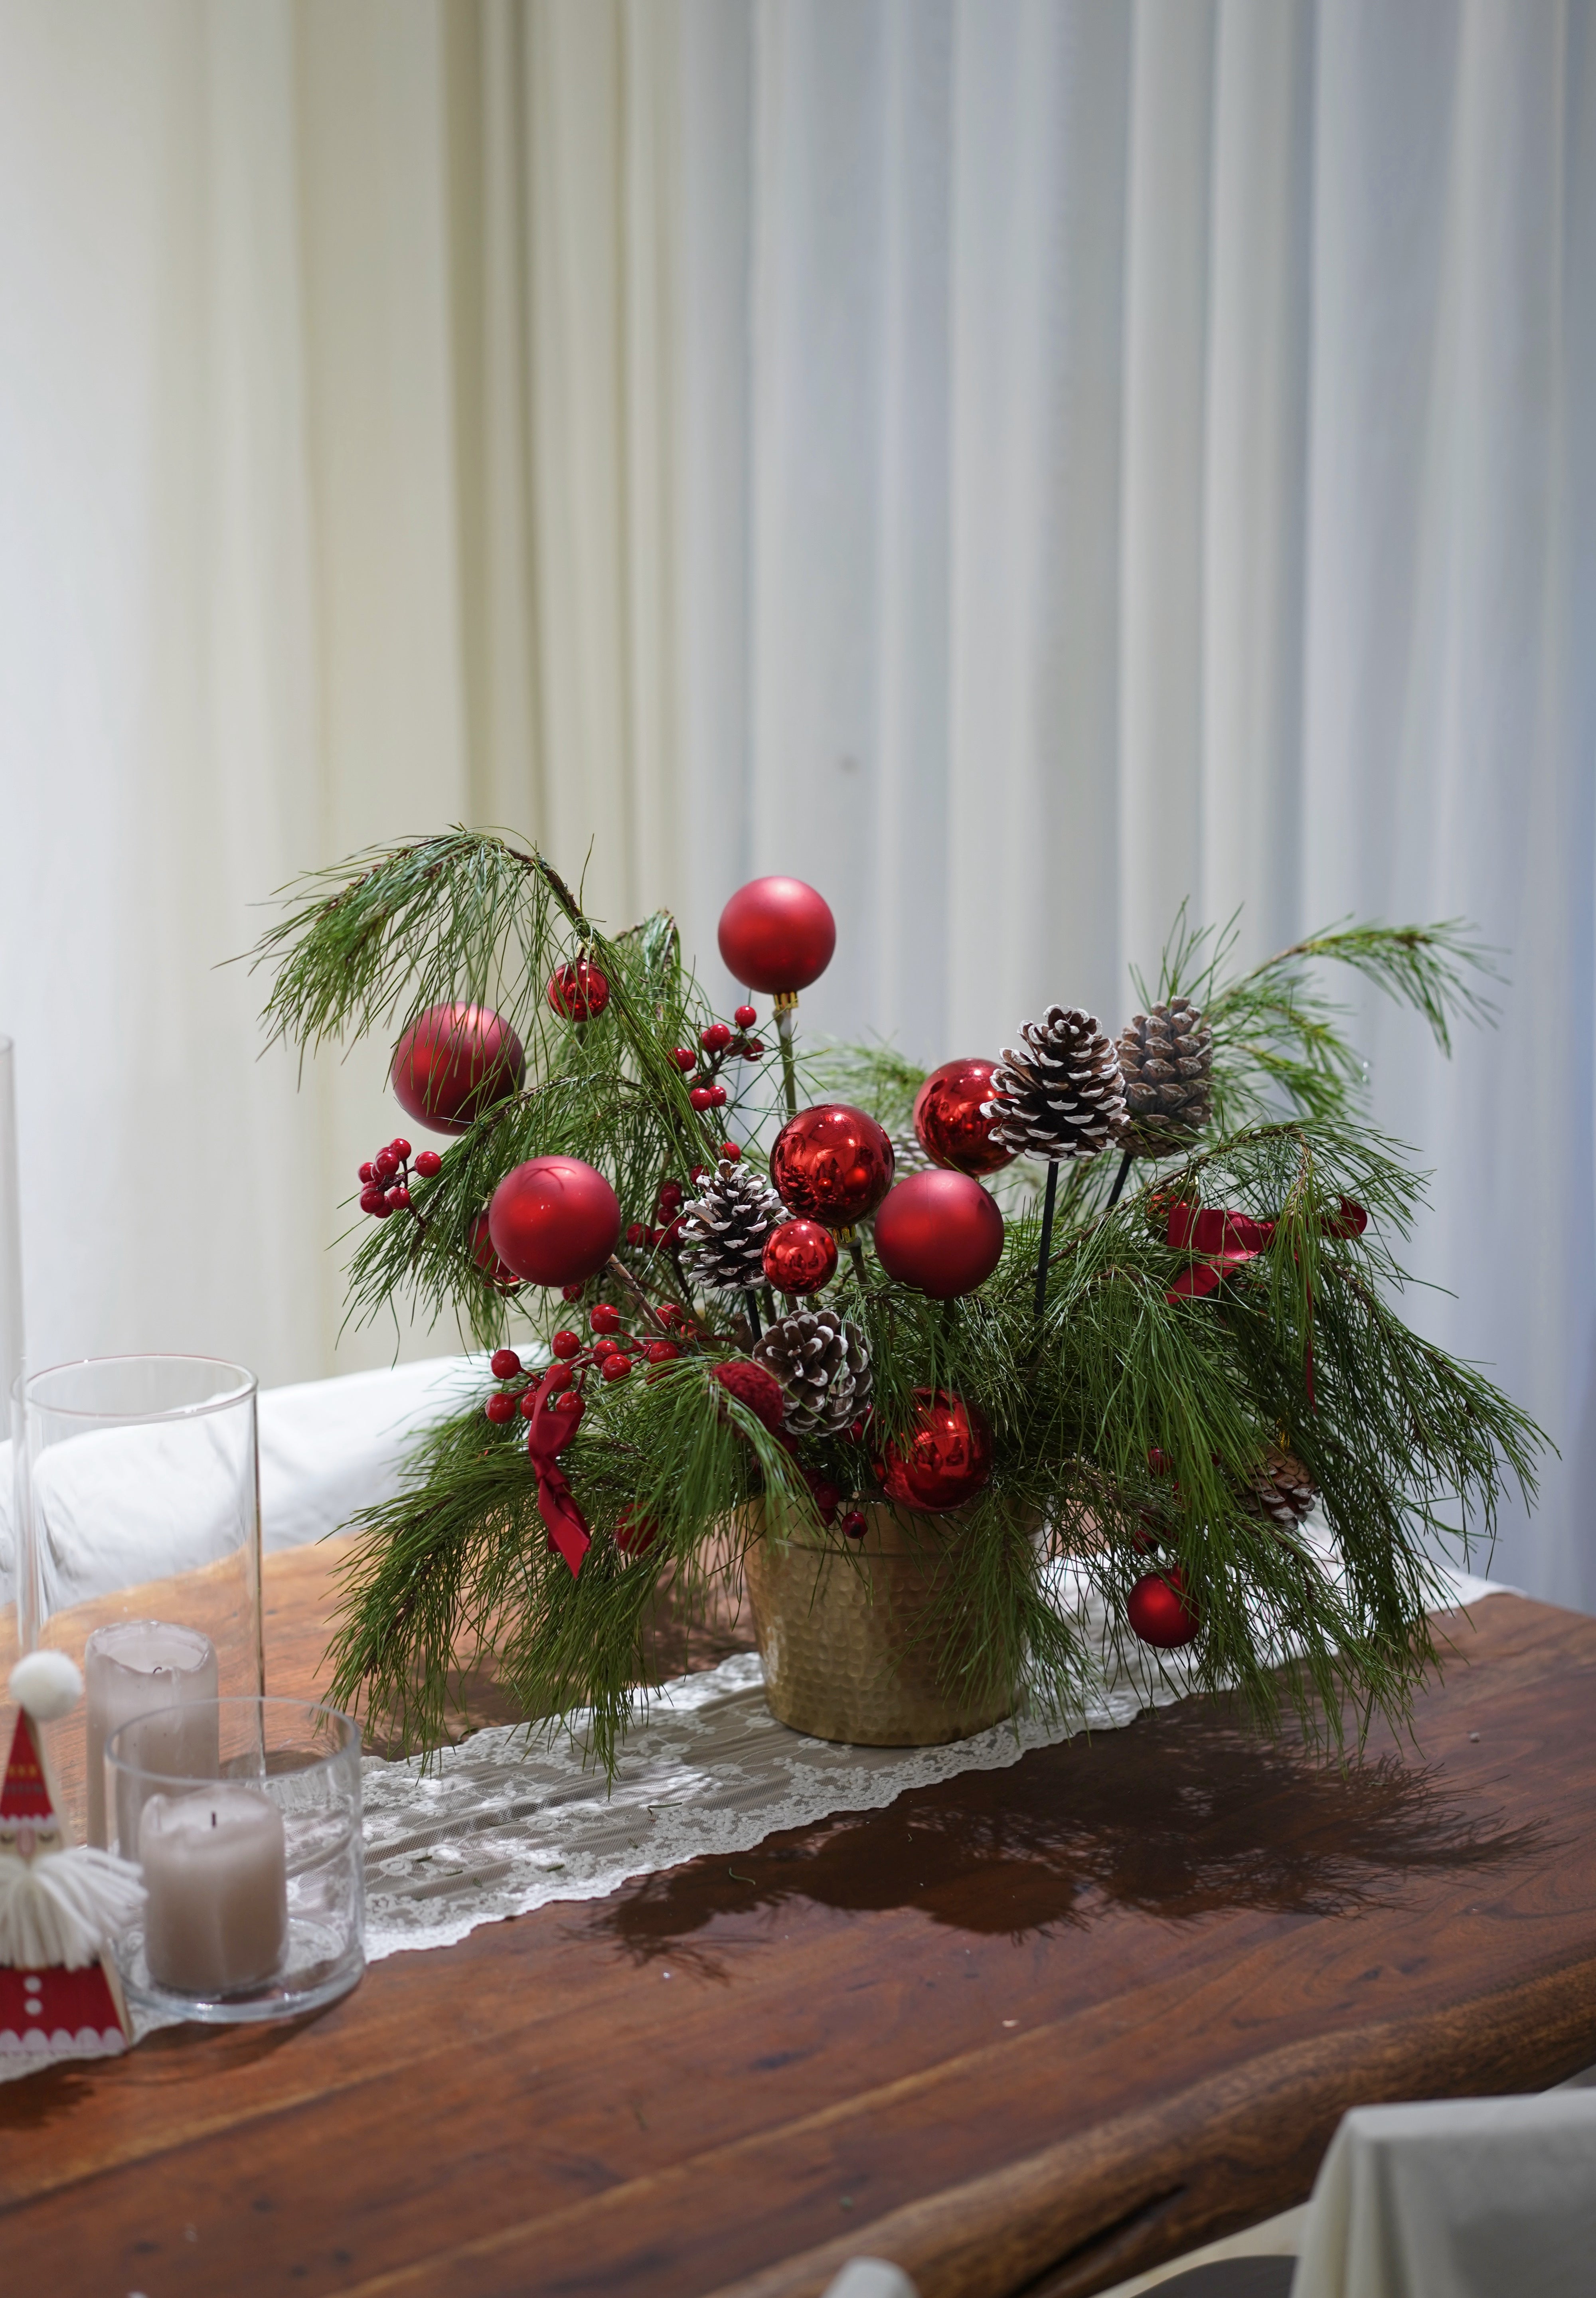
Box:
624 1176 687 1255
672 1007 764 1115
358 1137 443 1219
482 1310 685 1425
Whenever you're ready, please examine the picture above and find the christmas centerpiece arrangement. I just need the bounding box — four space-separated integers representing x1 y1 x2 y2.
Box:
252 833 1541 1767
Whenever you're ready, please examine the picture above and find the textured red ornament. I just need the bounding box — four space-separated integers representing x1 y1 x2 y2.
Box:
912 1058 1017 1178
717 877 836 993
878 1388 992 1513
762 1218 838 1296
711 1358 786 1433
547 959 610 1023
470 1211 522 1293
770 1104 895 1227
1127 1567 1201 1648
487 1157 621 1288
873 1172 1005 1299
391 1003 525 1135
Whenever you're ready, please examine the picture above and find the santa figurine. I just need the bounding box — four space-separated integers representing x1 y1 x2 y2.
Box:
0 1652 144 2059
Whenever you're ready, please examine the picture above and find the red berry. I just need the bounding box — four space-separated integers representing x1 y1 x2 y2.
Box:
656 1181 683 1210
708 1084 727 1108
734 1005 757 1029
672 1048 695 1072
701 1023 732 1053
520 1389 540 1418
543 1362 574 1394
645 1340 681 1364
486 1392 517 1425
414 1149 442 1179
657 1216 684 1247
656 1303 682 1326
690 1166 707 1185
590 1335 616 1360
743 1041 764 1060
590 1303 622 1334
551 1330 582 1360
372 1199 394 1219
358 1162 374 1184
393 1137 412 1159
602 1354 633 1382
839 1511 867 1541
626 1222 649 1247
359 1187 385 1214
720 1141 742 1162
561 1283 585 1302
553 1388 583 1415
689 1086 714 1111
490 1348 521 1379
375 1148 399 1180
393 1186 411 1209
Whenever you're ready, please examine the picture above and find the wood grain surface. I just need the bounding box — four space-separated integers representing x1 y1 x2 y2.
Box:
3 1565 1595 2298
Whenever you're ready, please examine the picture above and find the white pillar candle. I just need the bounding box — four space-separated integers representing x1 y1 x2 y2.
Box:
139 1785 288 1996
84 1620 219 1850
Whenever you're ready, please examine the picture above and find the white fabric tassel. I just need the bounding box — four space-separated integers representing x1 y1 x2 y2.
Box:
0 1848 145 1970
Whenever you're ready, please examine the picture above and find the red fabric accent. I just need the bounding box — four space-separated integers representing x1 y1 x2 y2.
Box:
525 1372 591 1577
1 1712 55 1822
1165 1198 1370 1409
0 1963 128 2051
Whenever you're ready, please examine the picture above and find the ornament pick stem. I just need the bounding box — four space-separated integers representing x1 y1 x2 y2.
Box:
745 1288 763 1342
1105 1147 1134 1214
1033 1160 1060 1320
774 993 800 1119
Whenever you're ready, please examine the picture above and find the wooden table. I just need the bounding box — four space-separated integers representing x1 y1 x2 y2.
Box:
4 1555 1595 2298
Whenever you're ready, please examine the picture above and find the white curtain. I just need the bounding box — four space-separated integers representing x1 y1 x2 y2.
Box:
1 1 1592 1603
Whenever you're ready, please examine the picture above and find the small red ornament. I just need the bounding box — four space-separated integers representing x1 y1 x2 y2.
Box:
547 959 610 1023
391 1003 525 1135
711 1358 786 1432
770 1104 895 1227
470 1211 521 1293
762 1218 838 1296
717 877 836 993
878 1389 992 1513
487 1157 621 1289
913 1058 1017 1179
1128 1568 1200 1648
873 1172 1005 1299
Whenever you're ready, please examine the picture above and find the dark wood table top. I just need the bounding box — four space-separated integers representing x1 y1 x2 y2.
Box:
4 1557 1595 2298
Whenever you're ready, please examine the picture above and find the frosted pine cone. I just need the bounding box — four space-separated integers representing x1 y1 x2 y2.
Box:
888 1131 934 1178
679 1159 783 1293
1117 999 1213 1157
984 1007 1127 1161
753 1307 871 1437
1243 1448 1317 1530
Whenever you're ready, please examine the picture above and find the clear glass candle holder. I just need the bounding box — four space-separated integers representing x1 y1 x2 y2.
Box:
15 1356 263 1844
107 1696 364 2023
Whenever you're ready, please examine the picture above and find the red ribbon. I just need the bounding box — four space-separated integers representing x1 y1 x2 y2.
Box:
1164 1196 1370 1399
525 1370 592 1577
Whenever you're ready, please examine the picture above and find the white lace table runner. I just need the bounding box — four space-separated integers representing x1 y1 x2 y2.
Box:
3 1561 1509 2078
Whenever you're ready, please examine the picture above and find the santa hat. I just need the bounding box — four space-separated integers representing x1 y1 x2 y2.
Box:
1 1710 57 1827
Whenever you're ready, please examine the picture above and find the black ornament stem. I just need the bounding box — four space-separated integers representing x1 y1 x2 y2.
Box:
1105 1147 1134 1214
1034 1159 1060 1320
745 1287 763 1342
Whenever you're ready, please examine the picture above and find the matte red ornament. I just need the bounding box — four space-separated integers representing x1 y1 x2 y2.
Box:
391 1003 525 1136
717 877 836 993
470 1212 521 1293
877 1389 992 1513
913 1058 1017 1179
762 1218 838 1296
873 1172 1005 1299
770 1104 895 1227
1127 1567 1201 1648
711 1358 786 1433
547 959 610 1023
487 1157 621 1289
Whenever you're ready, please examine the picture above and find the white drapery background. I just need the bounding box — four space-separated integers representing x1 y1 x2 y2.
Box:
1 0 1592 1602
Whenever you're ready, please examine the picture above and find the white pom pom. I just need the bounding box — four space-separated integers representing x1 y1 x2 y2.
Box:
8 1651 84 1722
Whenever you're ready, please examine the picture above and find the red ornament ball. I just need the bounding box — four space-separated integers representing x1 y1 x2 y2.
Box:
1127 1568 1201 1648
616 1506 660 1557
487 1157 621 1289
470 1212 521 1293
878 1389 992 1513
913 1058 1017 1179
762 1218 838 1296
770 1104 895 1227
391 1004 525 1136
711 1358 786 1433
873 1172 1005 1299
547 959 610 1023
718 877 836 994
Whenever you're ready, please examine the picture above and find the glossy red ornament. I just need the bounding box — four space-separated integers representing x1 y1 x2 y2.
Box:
770 1104 895 1227
762 1218 838 1296
547 959 610 1023
717 877 836 993
877 1389 992 1514
1127 1568 1201 1648
873 1172 1005 1299
391 1004 525 1136
913 1058 1017 1179
487 1157 621 1289
470 1211 521 1293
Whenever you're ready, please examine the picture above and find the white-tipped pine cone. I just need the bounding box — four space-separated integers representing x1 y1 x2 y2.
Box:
1243 1448 1317 1530
679 1159 783 1293
984 1007 1127 1161
1117 999 1213 1157
753 1307 871 1437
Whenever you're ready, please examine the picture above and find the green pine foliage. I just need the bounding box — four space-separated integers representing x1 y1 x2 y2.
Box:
252 831 1543 1775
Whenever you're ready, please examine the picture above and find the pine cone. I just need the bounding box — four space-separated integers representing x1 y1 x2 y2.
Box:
753 1307 871 1437
1116 999 1213 1157
888 1131 934 1178
984 1007 1127 1161
679 1159 783 1293
1243 1448 1317 1530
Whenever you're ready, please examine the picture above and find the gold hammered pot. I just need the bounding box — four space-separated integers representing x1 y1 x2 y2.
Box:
741 1500 1013 1746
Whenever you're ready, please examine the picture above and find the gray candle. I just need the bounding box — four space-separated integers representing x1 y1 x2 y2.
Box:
139 1785 288 1995
84 1620 218 1850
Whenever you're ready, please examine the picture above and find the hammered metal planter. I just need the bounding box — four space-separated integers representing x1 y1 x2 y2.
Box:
742 1501 1012 1747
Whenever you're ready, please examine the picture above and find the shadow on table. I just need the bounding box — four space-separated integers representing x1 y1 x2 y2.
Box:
591 1698 1544 1967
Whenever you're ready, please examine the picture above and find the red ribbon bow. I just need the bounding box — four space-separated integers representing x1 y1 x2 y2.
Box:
525 1370 592 1577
